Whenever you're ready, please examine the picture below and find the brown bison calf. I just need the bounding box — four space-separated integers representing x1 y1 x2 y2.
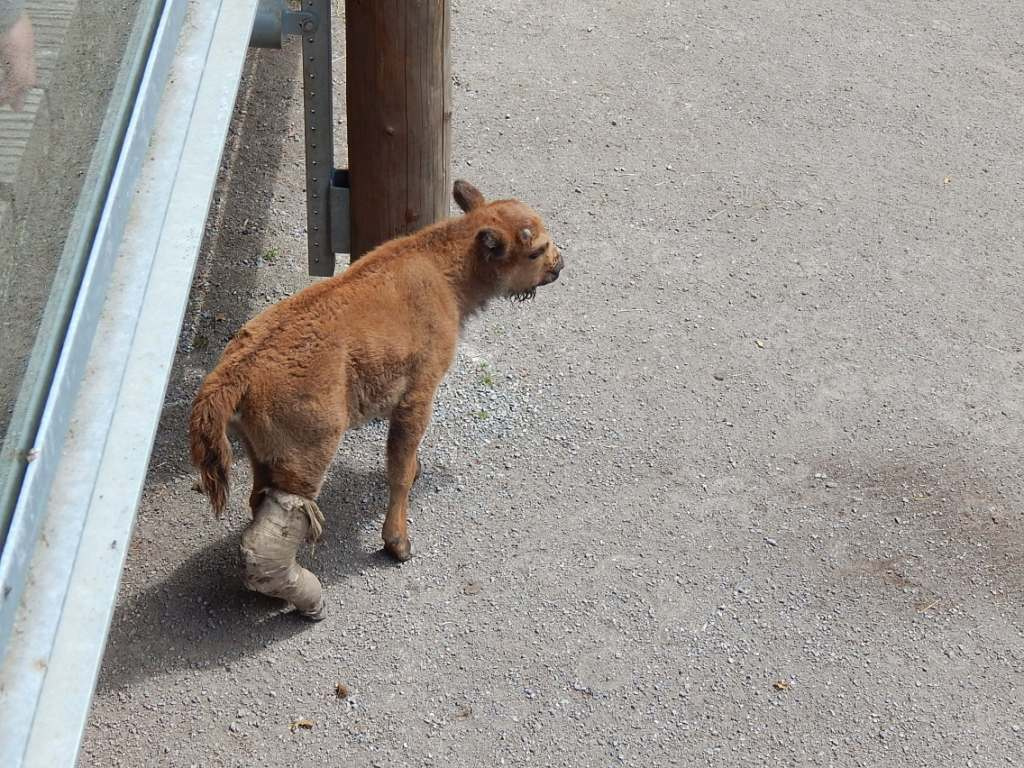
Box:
189 181 564 619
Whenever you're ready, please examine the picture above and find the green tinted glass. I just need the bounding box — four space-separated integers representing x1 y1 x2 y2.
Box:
0 0 164 548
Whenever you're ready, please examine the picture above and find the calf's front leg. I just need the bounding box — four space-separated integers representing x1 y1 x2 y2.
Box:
382 398 432 561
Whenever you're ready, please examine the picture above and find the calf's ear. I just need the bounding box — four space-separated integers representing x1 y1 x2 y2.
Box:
453 179 486 212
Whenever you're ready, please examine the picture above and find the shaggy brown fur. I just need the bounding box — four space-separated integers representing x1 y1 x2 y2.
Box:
189 180 564 561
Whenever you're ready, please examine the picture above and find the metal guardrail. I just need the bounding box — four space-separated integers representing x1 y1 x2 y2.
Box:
0 1 259 764
0 0 179 664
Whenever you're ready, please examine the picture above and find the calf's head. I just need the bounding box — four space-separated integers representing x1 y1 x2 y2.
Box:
453 179 565 302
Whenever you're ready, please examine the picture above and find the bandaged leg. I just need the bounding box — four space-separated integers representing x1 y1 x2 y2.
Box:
240 489 326 621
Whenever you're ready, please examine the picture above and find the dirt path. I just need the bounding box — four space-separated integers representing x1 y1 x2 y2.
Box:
82 1 1024 765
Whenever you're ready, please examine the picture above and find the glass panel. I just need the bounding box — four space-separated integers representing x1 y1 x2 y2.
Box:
0 0 164 547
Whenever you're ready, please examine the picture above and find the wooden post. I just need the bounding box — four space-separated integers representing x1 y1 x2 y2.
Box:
344 0 451 260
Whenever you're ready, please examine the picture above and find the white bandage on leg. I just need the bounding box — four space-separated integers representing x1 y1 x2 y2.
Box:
240 489 327 620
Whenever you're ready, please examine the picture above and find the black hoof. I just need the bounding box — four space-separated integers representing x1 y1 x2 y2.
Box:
384 536 413 562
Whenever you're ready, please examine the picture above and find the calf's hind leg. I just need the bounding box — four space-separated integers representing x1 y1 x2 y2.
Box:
239 429 340 621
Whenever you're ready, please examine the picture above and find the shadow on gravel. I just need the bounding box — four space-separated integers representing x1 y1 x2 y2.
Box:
146 45 301 489
96 464 407 693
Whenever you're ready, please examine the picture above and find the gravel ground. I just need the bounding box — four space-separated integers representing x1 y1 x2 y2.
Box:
82 1 1024 766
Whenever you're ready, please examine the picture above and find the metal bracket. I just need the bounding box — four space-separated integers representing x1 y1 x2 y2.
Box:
250 0 347 275
250 0 317 49
329 169 351 256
